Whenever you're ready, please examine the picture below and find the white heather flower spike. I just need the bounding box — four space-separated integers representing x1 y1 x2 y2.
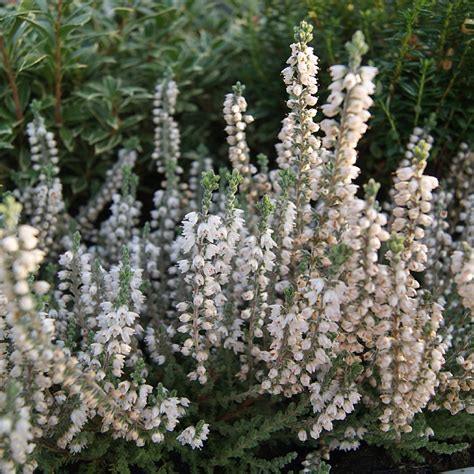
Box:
223 82 256 193
452 244 474 315
148 81 186 317
77 149 137 239
279 20 321 246
18 112 64 252
91 250 144 378
377 139 447 434
338 179 389 357
96 167 141 266
176 170 228 383
177 422 210 449
423 185 453 298
234 195 276 378
152 79 182 180
385 127 434 215
446 143 473 217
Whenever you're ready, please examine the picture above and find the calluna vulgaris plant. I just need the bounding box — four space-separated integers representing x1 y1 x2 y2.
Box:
0 21 473 473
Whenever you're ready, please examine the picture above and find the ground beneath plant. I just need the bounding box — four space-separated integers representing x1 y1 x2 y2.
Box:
326 443 474 473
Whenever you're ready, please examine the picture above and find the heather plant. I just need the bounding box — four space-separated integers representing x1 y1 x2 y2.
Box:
0 18 473 474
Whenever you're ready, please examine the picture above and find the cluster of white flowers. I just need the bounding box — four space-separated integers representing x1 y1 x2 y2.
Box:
149 181 182 315
448 143 473 213
96 167 142 265
234 196 276 377
423 187 453 296
385 127 434 215
177 422 210 449
0 382 37 474
176 184 228 383
375 140 448 434
152 79 181 177
223 83 256 193
18 115 64 252
317 32 377 248
91 259 143 378
1 196 198 462
77 149 137 238
53 235 94 343
147 80 190 319
279 21 321 243
452 245 474 314
338 179 390 358
0 208 46 473
1 20 473 472
217 171 245 350
269 170 297 292
328 425 368 453
260 31 378 438
431 242 473 413
432 356 474 415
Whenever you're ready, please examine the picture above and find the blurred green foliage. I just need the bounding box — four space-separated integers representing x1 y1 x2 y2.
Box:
0 0 472 209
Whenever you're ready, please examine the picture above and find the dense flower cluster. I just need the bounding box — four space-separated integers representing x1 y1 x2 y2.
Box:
77 149 137 240
223 82 256 195
18 114 64 252
1 21 472 472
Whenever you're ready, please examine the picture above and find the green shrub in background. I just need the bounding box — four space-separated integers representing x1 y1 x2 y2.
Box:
1 0 473 207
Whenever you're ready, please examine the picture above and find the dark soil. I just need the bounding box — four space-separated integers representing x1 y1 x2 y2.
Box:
327 443 474 474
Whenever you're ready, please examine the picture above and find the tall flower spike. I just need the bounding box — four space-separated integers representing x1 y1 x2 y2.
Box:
91 248 144 379
97 167 141 266
423 185 453 299
223 82 256 193
149 82 185 318
0 197 45 472
337 179 389 357
152 78 182 179
76 149 137 239
262 30 377 422
269 169 297 295
431 243 474 415
176 171 228 384
19 111 64 252
316 31 377 258
219 170 245 348
377 139 444 434
54 232 94 346
236 195 276 378
280 20 321 252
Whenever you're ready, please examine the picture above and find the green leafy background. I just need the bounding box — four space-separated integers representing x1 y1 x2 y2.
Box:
1 0 472 211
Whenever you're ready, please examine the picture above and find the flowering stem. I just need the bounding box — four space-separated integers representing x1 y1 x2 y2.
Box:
0 34 23 121
54 0 63 126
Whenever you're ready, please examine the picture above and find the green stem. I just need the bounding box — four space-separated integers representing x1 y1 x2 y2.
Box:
389 0 425 98
0 34 23 121
414 59 430 127
54 0 63 126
